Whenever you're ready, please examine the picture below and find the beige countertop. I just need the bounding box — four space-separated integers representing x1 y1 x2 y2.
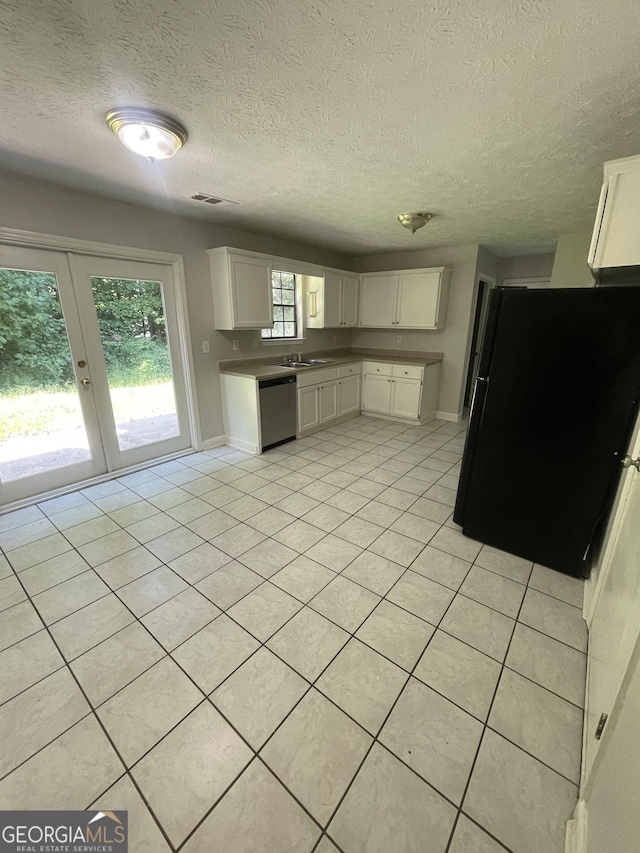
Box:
218 348 443 380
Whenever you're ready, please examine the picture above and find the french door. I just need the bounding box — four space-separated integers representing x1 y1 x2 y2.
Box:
0 246 192 506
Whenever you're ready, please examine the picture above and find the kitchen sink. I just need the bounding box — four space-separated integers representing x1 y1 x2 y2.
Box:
273 359 330 368
274 362 308 368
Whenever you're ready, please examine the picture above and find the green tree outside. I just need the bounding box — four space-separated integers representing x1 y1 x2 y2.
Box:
0 272 172 392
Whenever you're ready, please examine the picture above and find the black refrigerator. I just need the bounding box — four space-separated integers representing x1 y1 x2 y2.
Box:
453 286 640 577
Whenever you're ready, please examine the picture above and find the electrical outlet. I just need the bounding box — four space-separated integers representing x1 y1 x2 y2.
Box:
232 340 240 351
253 337 258 348
332 334 337 343
201 340 210 354
396 335 402 343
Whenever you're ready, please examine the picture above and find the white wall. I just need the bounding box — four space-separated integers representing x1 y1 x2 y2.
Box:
550 232 594 288
353 244 481 419
0 170 352 444
498 252 556 284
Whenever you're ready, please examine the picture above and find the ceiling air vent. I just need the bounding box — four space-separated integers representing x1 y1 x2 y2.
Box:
191 193 239 205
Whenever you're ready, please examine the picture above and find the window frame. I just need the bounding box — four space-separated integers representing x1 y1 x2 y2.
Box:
261 269 305 344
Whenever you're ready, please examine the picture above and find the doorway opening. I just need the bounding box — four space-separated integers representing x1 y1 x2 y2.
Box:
463 276 494 408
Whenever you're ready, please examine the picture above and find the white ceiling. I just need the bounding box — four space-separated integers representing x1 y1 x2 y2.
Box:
1 0 640 256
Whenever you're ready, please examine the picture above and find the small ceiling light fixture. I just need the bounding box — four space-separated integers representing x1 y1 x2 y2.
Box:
397 211 433 233
105 108 187 162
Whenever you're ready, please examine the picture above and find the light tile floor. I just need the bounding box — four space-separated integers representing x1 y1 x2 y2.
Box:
0 415 586 853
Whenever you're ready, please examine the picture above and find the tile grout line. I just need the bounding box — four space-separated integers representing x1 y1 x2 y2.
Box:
443 562 536 853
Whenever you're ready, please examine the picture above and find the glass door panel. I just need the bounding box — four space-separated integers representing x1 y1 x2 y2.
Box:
70 255 191 470
90 276 180 451
0 247 106 505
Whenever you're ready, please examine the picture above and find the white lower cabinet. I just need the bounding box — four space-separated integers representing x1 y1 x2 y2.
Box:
297 380 337 431
319 380 338 421
337 374 361 415
297 384 321 432
362 374 393 415
390 377 422 418
297 363 361 434
362 374 423 418
361 361 440 422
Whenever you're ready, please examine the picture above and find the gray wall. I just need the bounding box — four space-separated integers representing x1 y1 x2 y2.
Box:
353 244 481 418
498 252 556 284
550 232 594 288
0 170 352 444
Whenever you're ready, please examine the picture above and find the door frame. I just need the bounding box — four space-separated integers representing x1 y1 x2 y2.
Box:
0 226 201 456
463 273 495 409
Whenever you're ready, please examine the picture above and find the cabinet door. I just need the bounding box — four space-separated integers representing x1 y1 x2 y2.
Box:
230 255 273 328
319 380 338 422
362 374 392 414
396 271 441 328
337 375 361 415
591 170 640 270
322 273 342 328
390 378 422 419
340 276 359 327
359 276 398 327
298 385 320 432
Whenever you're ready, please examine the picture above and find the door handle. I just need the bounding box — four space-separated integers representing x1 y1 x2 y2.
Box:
80 378 91 386
622 455 640 472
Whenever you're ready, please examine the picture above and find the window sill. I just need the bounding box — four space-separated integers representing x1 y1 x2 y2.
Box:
261 337 306 346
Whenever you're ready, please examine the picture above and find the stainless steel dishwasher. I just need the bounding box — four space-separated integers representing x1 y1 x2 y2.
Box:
258 375 297 452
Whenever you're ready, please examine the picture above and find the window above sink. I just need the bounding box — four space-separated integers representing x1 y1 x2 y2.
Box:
261 270 303 341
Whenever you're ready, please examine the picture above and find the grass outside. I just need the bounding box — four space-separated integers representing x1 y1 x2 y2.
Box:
0 381 176 442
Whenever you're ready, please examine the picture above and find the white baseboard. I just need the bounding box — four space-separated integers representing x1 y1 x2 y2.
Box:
435 410 462 422
224 435 259 455
201 434 227 451
565 799 587 853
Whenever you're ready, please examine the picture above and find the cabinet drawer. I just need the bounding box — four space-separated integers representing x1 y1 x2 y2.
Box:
338 362 361 378
362 361 392 376
296 367 340 388
392 364 423 380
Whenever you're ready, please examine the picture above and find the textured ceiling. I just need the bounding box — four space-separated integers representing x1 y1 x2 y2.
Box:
1 0 640 256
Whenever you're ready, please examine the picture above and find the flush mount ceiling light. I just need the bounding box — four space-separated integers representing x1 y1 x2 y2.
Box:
398 211 433 233
105 108 187 162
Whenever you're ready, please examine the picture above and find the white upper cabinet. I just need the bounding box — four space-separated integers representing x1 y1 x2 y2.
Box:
359 267 450 329
306 271 360 328
359 275 398 327
340 275 359 326
209 247 273 330
589 155 640 272
396 271 443 327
